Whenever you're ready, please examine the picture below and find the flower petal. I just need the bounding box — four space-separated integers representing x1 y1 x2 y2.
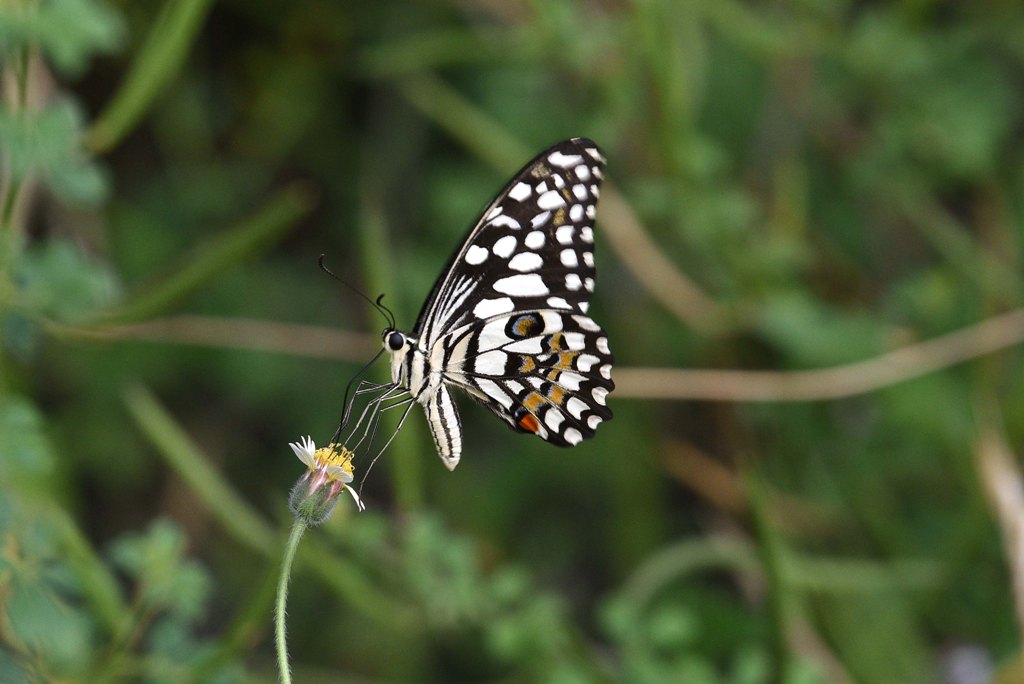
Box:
289 437 317 470
345 485 366 512
325 465 353 483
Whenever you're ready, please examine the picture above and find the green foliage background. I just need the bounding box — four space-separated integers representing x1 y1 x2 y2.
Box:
3 1 1024 682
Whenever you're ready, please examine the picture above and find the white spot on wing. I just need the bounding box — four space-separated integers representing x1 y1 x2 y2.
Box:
493 273 549 296
545 409 565 431
540 310 564 329
573 315 600 331
579 302 589 313
531 211 551 228
525 230 545 249
587 415 603 430
597 337 610 354
509 182 532 202
584 277 594 292
560 249 578 267
474 350 508 375
488 215 521 230
565 273 582 291
493 235 517 258
547 296 571 309
548 151 584 168
556 226 574 244
506 338 543 354
466 245 488 265
559 372 585 391
577 353 599 372
564 427 583 445
538 190 566 211
563 332 586 350
473 297 514 318
599 363 612 380
575 164 591 181
509 252 543 272
580 227 594 242
476 378 513 409
477 319 513 351
567 397 587 419
572 184 588 200
583 251 594 267
570 204 583 222
592 386 608 406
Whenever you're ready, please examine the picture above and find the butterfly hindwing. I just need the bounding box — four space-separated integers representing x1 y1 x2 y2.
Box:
438 308 614 446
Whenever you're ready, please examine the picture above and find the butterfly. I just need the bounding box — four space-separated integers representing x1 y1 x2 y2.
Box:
345 138 614 471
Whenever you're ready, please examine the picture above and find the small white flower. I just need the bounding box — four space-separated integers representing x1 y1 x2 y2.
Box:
287 436 365 515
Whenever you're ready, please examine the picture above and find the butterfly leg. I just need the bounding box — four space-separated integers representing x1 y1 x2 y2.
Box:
357 398 418 495
345 385 409 452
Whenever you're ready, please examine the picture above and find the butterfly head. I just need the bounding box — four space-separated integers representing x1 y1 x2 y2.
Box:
382 328 414 385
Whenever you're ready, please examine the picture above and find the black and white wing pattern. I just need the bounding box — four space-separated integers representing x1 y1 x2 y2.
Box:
384 138 613 470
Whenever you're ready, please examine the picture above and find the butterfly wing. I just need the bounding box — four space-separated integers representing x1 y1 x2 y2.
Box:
415 138 614 447
441 308 614 446
413 138 607 345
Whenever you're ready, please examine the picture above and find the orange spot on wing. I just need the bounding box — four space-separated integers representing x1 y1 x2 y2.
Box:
519 356 536 373
523 392 545 412
517 413 540 433
547 385 565 405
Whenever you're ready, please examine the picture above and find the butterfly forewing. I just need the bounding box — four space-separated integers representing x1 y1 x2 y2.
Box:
411 138 614 451
414 139 607 344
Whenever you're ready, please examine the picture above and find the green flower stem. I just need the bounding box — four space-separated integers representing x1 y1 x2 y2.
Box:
276 517 307 684
122 384 419 631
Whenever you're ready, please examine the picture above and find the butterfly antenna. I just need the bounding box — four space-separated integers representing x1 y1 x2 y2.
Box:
374 294 396 330
318 254 395 329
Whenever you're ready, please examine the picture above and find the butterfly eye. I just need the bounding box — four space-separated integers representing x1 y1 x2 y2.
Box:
386 331 405 351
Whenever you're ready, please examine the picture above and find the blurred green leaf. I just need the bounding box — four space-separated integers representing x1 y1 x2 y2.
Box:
0 99 109 204
0 395 53 485
109 519 211 620
3 578 94 676
0 0 122 75
17 239 119 323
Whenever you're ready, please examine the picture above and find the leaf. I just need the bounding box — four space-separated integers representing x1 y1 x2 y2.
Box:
16 239 119 323
108 519 212 621
0 0 123 75
0 99 110 205
3 578 94 677
0 395 54 486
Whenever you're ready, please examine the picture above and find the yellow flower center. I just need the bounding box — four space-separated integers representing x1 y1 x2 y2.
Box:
312 443 356 480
